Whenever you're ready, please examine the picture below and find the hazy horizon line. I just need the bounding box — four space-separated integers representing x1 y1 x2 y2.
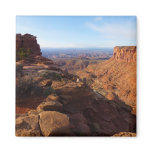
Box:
41 46 136 49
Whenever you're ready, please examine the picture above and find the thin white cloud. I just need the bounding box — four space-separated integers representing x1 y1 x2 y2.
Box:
86 22 136 40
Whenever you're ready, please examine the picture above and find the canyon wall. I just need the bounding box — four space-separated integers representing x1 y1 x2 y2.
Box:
16 34 42 56
113 46 136 62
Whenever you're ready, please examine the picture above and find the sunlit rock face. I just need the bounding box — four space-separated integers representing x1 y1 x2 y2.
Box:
113 46 136 63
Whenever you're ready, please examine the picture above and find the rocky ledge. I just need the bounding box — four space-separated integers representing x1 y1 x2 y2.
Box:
113 46 136 62
16 88 136 136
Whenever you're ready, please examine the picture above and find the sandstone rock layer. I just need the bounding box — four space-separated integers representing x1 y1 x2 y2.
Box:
16 34 42 56
113 46 136 62
39 111 70 136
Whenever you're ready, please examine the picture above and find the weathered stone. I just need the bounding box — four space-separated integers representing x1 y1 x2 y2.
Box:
16 129 40 136
16 34 41 57
113 46 136 62
69 113 91 135
59 94 72 104
70 113 87 124
46 94 59 102
28 110 39 115
40 79 52 87
16 115 39 130
15 114 40 136
37 101 63 112
39 111 70 136
113 132 136 137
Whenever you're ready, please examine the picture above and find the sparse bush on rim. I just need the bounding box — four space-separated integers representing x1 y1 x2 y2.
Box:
40 71 62 81
16 75 54 98
16 48 31 61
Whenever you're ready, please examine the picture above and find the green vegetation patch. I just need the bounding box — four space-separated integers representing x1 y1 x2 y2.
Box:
16 75 54 98
40 71 62 81
16 48 31 60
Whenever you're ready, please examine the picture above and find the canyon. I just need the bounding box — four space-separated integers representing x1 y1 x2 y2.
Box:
76 46 136 114
16 34 136 136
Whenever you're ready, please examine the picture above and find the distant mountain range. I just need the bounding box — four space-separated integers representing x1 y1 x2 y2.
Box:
42 48 113 60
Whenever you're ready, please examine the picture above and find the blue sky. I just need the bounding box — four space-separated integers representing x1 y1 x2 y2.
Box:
16 16 136 48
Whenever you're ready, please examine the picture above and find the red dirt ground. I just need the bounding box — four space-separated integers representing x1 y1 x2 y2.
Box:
16 97 45 114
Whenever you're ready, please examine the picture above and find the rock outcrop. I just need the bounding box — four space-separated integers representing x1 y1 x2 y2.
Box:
16 85 136 136
113 132 136 137
76 46 137 114
16 110 70 136
39 111 70 136
16 114 41 136
16 33 42 57
36 100 63 112
16 34 57 69
113 46 136 62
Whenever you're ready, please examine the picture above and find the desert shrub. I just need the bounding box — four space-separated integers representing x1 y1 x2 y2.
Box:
16 48 31 60
16 75 40 97
43 87 55 96
86 79 94 86
16 63 23 77
82 78 93 86
40 71 62 81
16 75 54 97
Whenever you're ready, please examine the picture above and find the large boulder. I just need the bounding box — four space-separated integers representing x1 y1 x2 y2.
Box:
16 114 40 136
39 111 70 136
69 113 91 135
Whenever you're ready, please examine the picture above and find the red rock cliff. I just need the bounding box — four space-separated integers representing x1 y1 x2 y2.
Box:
16 34 42 56
113 46 136 62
